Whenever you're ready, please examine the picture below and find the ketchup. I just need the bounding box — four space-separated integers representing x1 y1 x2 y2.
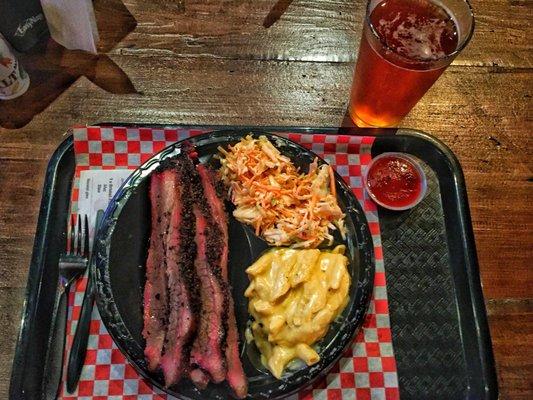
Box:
366 154 424 209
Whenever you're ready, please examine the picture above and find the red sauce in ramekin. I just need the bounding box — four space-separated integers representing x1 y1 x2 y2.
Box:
365 153 425 210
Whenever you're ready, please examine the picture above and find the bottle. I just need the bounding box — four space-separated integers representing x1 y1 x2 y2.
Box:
0 34 30 99
0 0 50 52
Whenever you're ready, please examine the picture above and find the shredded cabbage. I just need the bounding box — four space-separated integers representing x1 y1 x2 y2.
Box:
218 135 346 248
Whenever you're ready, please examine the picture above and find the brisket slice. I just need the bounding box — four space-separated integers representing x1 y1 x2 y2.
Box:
160 156 199 386
143 168 176 371
189 166 228 384
144 156 247 395
197 165 248 399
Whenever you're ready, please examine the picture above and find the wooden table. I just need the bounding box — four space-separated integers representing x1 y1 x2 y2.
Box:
0 0 531 398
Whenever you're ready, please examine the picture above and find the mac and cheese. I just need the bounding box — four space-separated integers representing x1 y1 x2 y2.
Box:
245 245 350 378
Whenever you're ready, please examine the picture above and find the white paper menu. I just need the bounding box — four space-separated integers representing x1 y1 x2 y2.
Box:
77 169 132 245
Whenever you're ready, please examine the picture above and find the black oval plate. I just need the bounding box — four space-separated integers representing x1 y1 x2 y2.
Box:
94 130 375 399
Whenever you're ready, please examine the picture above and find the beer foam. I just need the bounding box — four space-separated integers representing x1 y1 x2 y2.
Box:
372 0 458 61
379 14 451 59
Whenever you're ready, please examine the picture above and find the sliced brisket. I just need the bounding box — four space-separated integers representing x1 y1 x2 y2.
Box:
143 155 247 396
197 165 248 398
160 156 199 386
188 162 229 384
143 168 176 371
189 199 227 383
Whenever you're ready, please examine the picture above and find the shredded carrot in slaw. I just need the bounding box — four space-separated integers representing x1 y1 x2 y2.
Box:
218 135 346 248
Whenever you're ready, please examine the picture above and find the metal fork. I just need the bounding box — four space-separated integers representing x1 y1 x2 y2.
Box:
66 209 104 393
42 215 89 400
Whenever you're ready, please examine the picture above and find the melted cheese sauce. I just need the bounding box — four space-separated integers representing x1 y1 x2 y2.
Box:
244 245 350 378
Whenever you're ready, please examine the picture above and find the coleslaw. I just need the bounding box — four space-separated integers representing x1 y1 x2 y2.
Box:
218 135 346 248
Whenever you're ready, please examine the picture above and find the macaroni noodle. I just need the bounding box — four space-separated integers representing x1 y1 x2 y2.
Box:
245 245 350 378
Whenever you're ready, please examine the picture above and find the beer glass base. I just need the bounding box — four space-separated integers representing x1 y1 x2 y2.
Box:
349 108 398 128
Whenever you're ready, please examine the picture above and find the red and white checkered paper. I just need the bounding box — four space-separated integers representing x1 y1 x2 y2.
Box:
61 126 399 400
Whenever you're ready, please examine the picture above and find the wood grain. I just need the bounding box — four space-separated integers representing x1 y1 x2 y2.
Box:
115 0 532 67
487 299 533 400
0 159 46 289
0 0 531 398
0 289 26 398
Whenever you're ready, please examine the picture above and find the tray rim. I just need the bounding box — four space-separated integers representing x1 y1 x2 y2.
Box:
8 124 497 400
9 132 74 400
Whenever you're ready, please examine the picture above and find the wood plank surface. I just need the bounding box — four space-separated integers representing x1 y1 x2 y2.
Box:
0 0 531 398
114 0 533 67
0 288 26 397
487 299 533 400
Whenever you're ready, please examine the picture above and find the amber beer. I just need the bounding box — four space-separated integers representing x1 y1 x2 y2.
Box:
349 0 474 127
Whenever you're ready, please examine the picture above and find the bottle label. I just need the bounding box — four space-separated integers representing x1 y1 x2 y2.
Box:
0 35 30 100
14 13 45 38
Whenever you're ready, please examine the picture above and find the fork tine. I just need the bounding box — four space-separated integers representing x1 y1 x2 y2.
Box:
83 215 89 258
69 214 75 255
76 215 82 256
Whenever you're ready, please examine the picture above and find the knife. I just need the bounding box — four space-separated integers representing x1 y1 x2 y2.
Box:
65 210 104 393
41 282 69 400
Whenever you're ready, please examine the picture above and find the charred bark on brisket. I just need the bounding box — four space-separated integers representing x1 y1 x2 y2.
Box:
189 165 228 384
143 153 248 398
197 165 248 398
143 168 176 371
160 156 199 386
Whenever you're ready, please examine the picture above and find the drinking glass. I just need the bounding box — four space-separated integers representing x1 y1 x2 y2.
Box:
349 0 474 128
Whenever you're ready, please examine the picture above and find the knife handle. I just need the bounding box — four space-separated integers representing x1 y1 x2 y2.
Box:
42 285 68 400
65 277 95 393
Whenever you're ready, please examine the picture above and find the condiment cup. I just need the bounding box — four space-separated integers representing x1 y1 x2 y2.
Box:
363 152 427 211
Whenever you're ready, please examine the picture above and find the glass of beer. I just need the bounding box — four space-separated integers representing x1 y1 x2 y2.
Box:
349 0 474 127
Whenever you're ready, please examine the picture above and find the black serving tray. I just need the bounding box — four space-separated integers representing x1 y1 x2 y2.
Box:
9 125 498 400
